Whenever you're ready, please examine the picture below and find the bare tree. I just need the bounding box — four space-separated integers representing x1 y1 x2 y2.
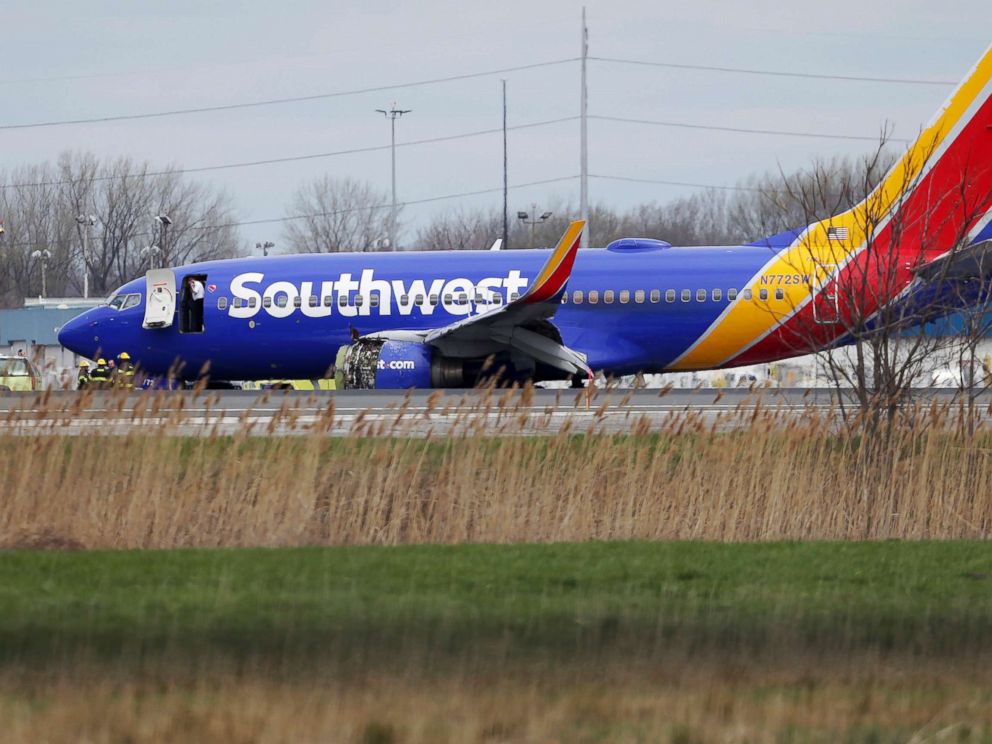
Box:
283 177 393 252
415 207 503 251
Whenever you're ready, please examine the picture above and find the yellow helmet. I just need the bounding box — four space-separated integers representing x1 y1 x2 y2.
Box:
97 358 106 365
119 352 130 361
79 360 90 368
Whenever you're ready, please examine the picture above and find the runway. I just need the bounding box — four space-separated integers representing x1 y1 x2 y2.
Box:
0 387 986 437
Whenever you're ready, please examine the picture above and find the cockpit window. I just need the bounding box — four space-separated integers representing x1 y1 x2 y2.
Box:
107 293 141 310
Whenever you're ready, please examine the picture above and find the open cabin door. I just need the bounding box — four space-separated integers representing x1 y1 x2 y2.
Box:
143 268 176 329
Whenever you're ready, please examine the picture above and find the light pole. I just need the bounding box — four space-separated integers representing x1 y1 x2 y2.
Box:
154 214 172 265
31 249 51 298
75 214 96 299
375 105 411 249
516 205 553 246
256 241 275 257
141 245 162 268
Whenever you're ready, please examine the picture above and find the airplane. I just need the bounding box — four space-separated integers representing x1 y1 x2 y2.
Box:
59 43 992 389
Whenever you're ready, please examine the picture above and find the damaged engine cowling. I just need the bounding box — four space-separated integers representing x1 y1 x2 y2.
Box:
337 339 467 389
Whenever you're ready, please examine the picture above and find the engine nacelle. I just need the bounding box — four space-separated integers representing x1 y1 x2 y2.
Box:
337 339 466 389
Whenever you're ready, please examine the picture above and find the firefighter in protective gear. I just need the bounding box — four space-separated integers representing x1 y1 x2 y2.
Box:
89 358 111 388
76 360 91 390
115 352 136 390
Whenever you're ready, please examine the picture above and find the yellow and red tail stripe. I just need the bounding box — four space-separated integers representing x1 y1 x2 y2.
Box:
522 220 585 304
670 43 992 371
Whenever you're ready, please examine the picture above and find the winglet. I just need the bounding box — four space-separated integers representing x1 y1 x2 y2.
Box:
522 220 585 304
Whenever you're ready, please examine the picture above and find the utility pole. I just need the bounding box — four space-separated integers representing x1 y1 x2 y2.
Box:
502 79 509 251
579 6 589 250
376 105 412 249
76 214 96 299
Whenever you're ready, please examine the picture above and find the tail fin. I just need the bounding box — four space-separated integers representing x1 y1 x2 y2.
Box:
813 43 992 260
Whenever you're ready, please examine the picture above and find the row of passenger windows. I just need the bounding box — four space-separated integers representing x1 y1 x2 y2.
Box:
564 287 785 305
215 287 787 311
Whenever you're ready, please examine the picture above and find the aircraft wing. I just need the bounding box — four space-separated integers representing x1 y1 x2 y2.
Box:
368 220 590 377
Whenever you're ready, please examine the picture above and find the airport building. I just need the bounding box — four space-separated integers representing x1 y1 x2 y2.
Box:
0 298 101 387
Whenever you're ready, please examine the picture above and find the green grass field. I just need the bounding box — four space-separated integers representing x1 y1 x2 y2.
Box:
5 540 992 664
5 541 992 741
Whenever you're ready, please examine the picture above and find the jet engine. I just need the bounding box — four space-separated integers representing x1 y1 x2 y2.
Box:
336 339 467 389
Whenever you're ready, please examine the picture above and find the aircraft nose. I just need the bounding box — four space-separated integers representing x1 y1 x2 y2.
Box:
58 310 99 358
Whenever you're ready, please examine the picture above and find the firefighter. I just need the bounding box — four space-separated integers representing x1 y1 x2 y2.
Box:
89 358 112 388
76 360 91 390
115 352 136 390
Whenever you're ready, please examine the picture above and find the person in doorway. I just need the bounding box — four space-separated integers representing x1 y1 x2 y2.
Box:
186 276 205 332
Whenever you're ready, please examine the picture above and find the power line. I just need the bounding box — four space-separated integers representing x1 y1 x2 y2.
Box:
588 55 957 86
590 114 910 144
590 174 774 193
0 58 578 131
1 117 579 190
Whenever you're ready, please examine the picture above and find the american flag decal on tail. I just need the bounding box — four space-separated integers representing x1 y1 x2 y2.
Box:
826 226 849 241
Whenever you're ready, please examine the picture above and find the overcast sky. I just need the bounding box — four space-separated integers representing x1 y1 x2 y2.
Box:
3 1 991 251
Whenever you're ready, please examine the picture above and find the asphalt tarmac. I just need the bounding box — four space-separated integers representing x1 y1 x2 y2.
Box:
0 386 987 437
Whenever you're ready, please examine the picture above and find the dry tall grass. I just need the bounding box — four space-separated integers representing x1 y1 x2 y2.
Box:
2 392 991 548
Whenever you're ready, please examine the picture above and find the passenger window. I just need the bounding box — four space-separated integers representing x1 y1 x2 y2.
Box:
323 296 332 307
308 296 318 308
560 293 567 304
292 296 301 308
588 290 599 304
603 290 614 304
665 290 675 303
400 294 410 306
573 290 583 304
276 296 288 308
457 293 468 305
218 297 228 310
443 293 452 304
651 289 661 303
338 295 348 307
759 289 768 301
355 295 364 307
728 289 737 301
249 297 257 308
233 297 243 308
712 289 722 302
493 294 503 304
634 290 644 304
775 288 784 300
263 297 272 308
415 295 424 306
696 289 707 302
620 290 630 304
743 289 753 301
370 295 379 307
510 292 520 301
681 289 690 302
429 294 438 305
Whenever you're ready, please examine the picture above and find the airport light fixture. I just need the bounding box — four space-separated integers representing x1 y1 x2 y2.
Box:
376 105 411 249
256 241 275 257
141 245 162 268
154 214 172 265
30 249 52 298
75 214 97 299
517 204 554 246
